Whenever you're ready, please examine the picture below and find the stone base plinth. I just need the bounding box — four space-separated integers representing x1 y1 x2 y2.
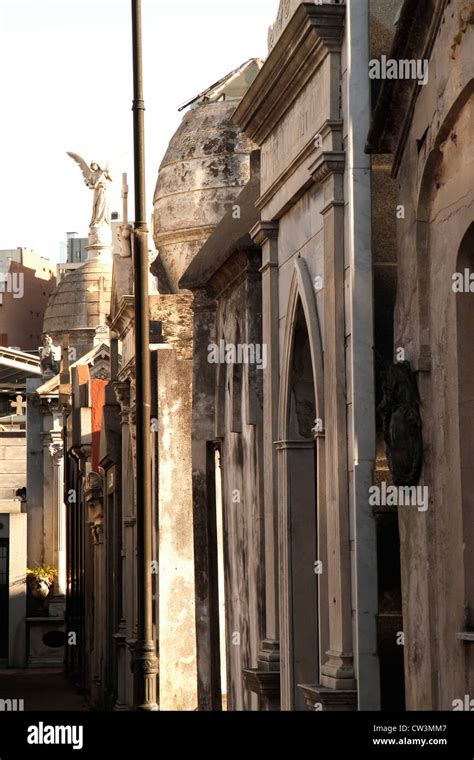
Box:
243 668 280 710
26 617 66 668
298 684 357 711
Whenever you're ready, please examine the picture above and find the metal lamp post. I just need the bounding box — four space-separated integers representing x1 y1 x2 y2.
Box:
131 0 158 711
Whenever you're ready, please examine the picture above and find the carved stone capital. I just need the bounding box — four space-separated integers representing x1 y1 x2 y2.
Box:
85 471 103 506
113 381 131 414
309 151 345 185
90 523 104 545
48 440 64 463
36 396 62 416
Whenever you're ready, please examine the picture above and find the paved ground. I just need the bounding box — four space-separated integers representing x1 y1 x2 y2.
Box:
0 669 89 711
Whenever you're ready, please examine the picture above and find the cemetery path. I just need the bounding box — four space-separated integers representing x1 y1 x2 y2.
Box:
0 668 89 711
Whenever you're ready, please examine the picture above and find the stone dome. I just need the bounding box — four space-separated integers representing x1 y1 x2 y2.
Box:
152 99 257 292
42 257 112 359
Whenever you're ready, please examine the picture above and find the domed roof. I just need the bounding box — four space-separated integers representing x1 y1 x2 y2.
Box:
152 72 259 291
42 257 112 357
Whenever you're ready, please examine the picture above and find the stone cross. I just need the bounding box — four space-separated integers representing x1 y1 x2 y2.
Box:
10 394 26 416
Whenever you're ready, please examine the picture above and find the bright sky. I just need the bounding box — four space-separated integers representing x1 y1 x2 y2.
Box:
0 0 279 261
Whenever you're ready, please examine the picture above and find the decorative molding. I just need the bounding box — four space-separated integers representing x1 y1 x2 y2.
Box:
275 439 315 450
268 0 345 53
298 683 357 711
36 396 62 416
84 471 103 505
255 119 343 213
48 440 64 463
234 3 345 145
309 151 345 184
114 381 131 420
250 220 279 247
90 523 104 545
153 225 216 248
191 288 216 314
242 668 280 707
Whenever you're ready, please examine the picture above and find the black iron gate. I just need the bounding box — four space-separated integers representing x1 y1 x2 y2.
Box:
0 538 8 659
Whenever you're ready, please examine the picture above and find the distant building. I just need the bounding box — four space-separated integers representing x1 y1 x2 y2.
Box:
57 222 122 282
0 347 42 667
0 248 56 352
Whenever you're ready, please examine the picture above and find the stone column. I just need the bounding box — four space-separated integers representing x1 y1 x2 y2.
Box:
85 472 105 708
309 154 356 706
40 403 65 584
244 221 281 709
26 380 45 571
114 380 134 709
48 440 66 598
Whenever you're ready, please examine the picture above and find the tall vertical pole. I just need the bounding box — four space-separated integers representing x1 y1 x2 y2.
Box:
131 0 158 710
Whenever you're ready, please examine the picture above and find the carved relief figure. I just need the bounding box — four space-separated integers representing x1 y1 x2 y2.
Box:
378 361 423 486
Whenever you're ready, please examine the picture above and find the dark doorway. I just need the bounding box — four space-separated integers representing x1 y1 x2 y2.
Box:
0 538 9 660
287 301 319 709
376 508 405 710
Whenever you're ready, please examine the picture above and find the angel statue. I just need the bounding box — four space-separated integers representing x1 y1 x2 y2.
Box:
67 152 113 247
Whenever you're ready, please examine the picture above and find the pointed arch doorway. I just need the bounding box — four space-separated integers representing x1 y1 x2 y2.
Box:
277 258 327 710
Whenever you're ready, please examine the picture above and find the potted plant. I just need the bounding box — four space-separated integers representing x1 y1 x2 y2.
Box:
27 565 58 609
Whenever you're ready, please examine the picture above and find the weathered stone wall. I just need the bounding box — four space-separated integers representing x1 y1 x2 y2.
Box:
394 1 474 709
151 91 257 710
213 266 265 711
150 294 197 711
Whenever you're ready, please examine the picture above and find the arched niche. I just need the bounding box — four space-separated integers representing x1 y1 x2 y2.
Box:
276 257 326 710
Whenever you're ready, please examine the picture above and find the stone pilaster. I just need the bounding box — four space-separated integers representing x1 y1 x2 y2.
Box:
245 220 281 710
113 380 134 708
48 440 66 593
309 153 356 699
85 472 105 708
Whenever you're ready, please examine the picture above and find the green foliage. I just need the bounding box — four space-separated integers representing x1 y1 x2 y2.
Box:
27 565 58 584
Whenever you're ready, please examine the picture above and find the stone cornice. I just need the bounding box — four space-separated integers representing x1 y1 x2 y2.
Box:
234 3 345 145
207 246 261 301
255 119 343 213
153 225 216 248
308 151 345 184
250 220 279 246
113 381 131 412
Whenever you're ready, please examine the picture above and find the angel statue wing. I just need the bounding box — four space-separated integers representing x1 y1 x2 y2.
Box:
67 151 93 186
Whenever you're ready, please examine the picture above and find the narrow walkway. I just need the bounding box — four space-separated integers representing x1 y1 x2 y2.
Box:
0 668 89 711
